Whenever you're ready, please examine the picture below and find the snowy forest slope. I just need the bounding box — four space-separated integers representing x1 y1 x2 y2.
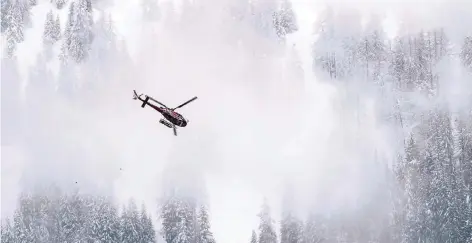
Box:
2 0 472 242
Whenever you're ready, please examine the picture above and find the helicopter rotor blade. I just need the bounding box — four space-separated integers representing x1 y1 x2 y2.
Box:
172 96 198 110
147 96 168 108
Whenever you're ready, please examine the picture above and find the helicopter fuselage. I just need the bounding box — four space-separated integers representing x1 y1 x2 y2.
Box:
133 90 196 136
147 102 187 127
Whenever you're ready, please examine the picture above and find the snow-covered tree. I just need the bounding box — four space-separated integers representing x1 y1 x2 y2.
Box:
455 114 472 241
43 11 61 46
301 214 324 243
121 199 143 243
1 0 11 33
61 0 94 63
461 36 472 70
311 6 342 79
60 1 75 62
160 194 198 243
177 198 198 243
197 205 216 243
86 197 121 242
4 0 26 57
456 114 472 189
1 219 15 243
12 193 36 243
399 107 472 242
274 0 298 39
389 36 408 91
51 0 67 9
364 29 388 83
12 209 30 242
280 213 302 243
160 195 181 243
280 184 302 243
2 189 157 243
250 230 257 243
141 204 157 243
258 200 277 243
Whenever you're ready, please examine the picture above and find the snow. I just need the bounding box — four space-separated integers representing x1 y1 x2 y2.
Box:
2 0 472 242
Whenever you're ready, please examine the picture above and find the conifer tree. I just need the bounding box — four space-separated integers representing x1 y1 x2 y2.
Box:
250 230 257 243
280 213 302 243
1 0 11 33
178 198 198 243
51 0 67 10
1 219 15 243
13 194 36 243
274 0 298 39
55 15 61 37
258 200 277 243
311 6 339 79
141 204 157 243
13 209 29 242
461 36 472 70
43 10 55 44
197 205 216 243
4 0 26 57
43 10 61 46
87 197 121 242
61 0 94 63
389 36 408 90
60 1 75 63
160 195 181 243
280 184 302 243
301 214 324 243
1 188 159 243
121 199 143 243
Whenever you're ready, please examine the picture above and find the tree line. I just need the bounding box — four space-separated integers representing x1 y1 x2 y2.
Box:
0 186 219 243
0 188 156 243
309 7 472 243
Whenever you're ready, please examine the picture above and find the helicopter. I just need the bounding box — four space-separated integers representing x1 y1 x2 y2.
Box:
133 90 197 136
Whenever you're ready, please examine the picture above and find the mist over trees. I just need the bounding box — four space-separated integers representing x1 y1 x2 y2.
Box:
0 187 155 243
264 5 472 243
246 4 471 243
1 0 472 243
2 0 296 242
